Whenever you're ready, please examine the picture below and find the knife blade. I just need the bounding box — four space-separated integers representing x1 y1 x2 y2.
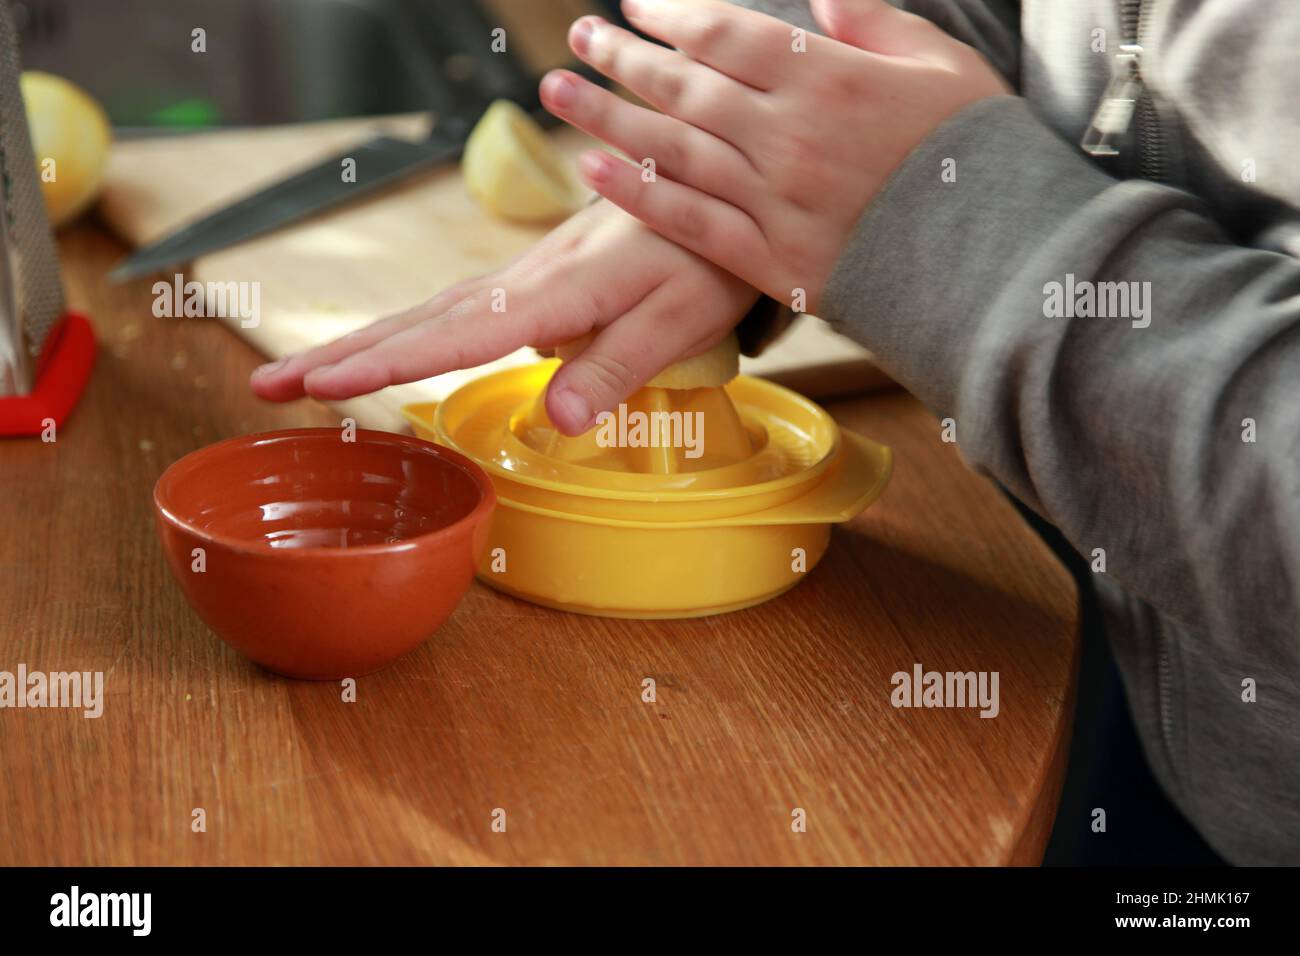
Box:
107 127 469 283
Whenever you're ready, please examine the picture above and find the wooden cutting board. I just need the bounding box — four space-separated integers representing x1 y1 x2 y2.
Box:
98 114 886 431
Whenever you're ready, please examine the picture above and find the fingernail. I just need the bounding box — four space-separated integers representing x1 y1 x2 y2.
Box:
543 71 576 109
551 387 591 431
570 17 597 55
254 357 287 376
579 151 613 185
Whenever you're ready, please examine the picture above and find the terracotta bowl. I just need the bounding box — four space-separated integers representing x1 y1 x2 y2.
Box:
154 428 496 679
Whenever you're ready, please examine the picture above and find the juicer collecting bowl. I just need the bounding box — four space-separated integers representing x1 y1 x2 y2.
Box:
403 361 892 619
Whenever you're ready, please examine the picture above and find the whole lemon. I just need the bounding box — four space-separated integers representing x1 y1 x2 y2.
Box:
20 71 112 228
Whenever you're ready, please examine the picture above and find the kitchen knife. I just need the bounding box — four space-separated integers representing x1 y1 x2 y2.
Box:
107 0 610 284
107 122 473 283
105 77 595 285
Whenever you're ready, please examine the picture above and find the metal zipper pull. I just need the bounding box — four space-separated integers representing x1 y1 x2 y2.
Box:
1081 44 1144 157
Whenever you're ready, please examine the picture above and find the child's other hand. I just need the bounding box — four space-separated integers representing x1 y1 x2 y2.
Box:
543 0 1009 311
250 200 757 434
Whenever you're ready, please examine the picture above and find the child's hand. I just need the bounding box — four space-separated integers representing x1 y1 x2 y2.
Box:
542 0 1010 311
251 200 757 434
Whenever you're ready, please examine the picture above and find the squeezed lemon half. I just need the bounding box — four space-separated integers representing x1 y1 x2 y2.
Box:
645 333 740 389
462 99 580 224
556 331 741 390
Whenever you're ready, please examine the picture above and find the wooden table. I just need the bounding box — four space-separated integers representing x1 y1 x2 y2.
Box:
0 225 1078 866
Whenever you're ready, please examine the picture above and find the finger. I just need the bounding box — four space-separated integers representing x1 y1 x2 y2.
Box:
577 149 771 300
540 69 757 206
620 0 799 91
544 282 728 435
810 0 948 60
250 275 488 402
568 15 756 146
302 280 591 402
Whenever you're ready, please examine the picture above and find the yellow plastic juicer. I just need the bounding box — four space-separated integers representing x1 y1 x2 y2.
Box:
402 357 892 618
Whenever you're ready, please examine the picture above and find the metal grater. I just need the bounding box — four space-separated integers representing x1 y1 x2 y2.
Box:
0 0 64 396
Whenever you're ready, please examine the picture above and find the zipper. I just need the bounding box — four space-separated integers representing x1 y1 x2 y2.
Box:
1130 0 1175 770
1134 0 1165 180
1080 0 1164 182
1082 0 1177 773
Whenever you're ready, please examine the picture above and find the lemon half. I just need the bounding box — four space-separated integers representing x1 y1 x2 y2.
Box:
557 331 741 390
462 99 580 224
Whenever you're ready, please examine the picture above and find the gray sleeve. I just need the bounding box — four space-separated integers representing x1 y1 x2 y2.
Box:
725 0 817 31
734 0 1021 85
822 93 1300 697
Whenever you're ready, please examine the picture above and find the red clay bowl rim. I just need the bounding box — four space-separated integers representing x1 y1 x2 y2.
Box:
153 427 497 557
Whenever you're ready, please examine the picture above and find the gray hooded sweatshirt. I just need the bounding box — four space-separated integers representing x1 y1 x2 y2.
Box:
732 0 1300 863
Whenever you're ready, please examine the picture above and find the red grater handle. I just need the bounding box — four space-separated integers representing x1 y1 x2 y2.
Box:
0 312 96 436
